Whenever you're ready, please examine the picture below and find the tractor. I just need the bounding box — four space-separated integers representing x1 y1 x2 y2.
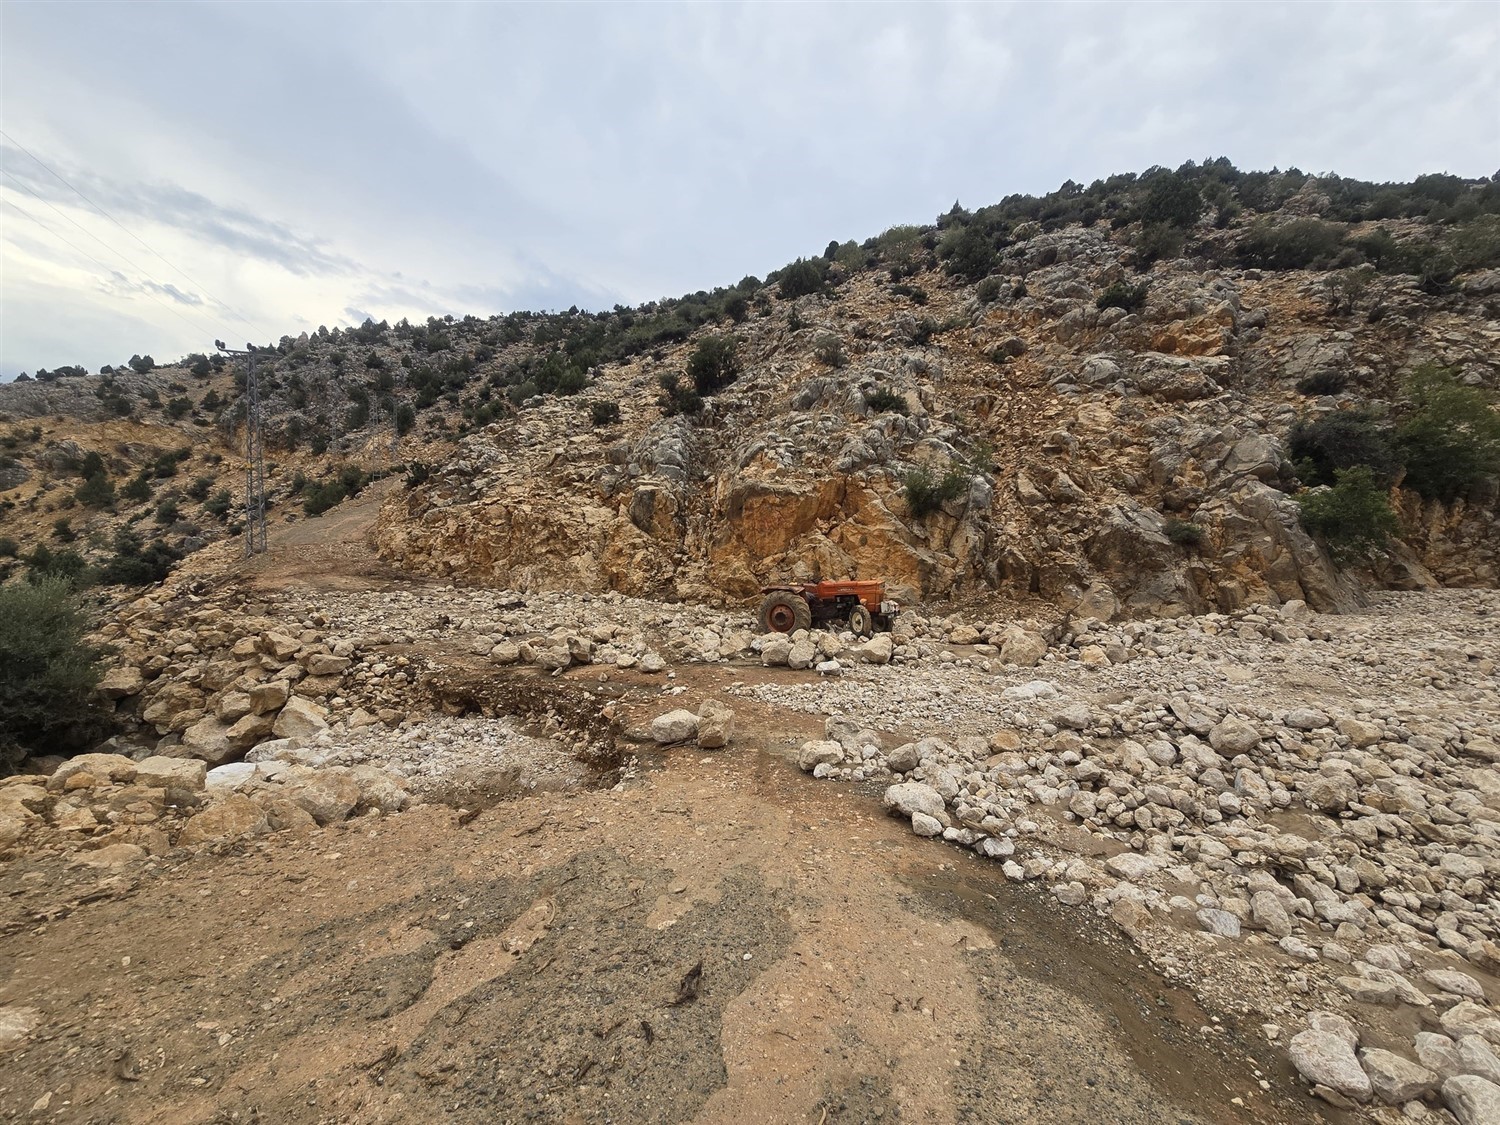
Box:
757 580 899 638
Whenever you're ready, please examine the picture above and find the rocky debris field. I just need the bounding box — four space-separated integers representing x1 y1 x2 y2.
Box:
3 574 1499 1121
743 587 1500 1120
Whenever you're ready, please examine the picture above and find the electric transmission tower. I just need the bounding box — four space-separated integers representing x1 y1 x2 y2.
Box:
215 341 268 556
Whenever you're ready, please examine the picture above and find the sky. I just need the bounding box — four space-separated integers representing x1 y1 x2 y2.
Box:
1 1 1497 379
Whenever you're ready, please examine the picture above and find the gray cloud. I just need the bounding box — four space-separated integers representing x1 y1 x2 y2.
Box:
2 0 1496 378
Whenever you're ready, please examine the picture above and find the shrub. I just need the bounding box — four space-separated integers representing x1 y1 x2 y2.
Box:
0 577 109 763
154 498 179 525
96 528 181 586
1298 466 1399 561
405 461 431 488
813 334 845 368
74 472 115 509
303 481 347 516
165 396 192 420
1096 281 1149 312
865 387 908 415
723 293 750 323
186 475 213 502
974 278 1003 304
1288 409 1400 487
1138 173 1202 229
589 400 621 426
1295 370 1350 396
657 373 702 417
127 354 155 374
1238 219 1348 270
938 223 997 282
1396 366 1500 502
121 471 153 503
24 544 91 588
777 258 827 300
395 403 417 436
52 518 75 543
204 489 233 518
686 334 740 395
1134 223 1185 266
0 537 17 558
1165 518 1205 548
902 466 969 518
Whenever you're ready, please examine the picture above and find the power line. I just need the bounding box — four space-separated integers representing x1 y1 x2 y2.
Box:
2 168 233 345
0 128 280 343
3 197 232 347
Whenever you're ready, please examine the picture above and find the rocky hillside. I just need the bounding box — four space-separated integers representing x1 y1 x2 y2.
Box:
2 163 1498 617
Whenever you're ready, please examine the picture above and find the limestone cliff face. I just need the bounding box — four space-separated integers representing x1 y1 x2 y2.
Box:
373 225 1499 620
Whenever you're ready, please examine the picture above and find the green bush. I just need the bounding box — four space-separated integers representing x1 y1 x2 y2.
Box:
1396 366 1500 502
186 475 213 502
405 461 431 488
1165 518 1205 548
1288 409 1400 487
938 223 997 282
865 387 908 415
96 528 181 587
0 537 17 558
1298 466 1399 561
974 278 1003 304
891 283 928 305
1096 281 1149 312
395 403 417 436
686 334 740 395
589 400 621 426
657 372 702 417
23 544 91 588
154 498 179 525
777 258 827 300
813 334 845 368
74 472 115 509
204 489 233 518
1238 219 1348 270
52 518 75 543
0 577 109 763
903 466 969 518
165 396 192 420
1295 371 1349 396
1138 173 1202 228
1134 223 1185 266
121 471 153 503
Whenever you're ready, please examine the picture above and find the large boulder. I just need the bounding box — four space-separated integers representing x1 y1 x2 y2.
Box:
796 740 844 771
133 756 207 791
177 794 269 845
284 770 362 826
649 710 699 744
881 782 946 821
1288 1028 1371 1101
248 680 291 715
695 700 735 750
272 697 329 741
998 628 1048 668
180 718 238 766
48 754 137 789
1443 1076 1500 1125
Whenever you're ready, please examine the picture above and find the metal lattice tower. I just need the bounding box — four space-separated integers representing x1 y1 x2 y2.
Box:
216 342 268 556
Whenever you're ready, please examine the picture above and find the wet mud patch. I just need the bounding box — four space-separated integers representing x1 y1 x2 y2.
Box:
901 865 1331 1125
233 848 796 1124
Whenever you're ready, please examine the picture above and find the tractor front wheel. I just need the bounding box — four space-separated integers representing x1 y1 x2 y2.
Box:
848 604 874 637
759 592 812 634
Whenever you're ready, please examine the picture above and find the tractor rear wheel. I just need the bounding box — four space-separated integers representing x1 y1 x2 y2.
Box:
759 592 812 634
848 604 874 637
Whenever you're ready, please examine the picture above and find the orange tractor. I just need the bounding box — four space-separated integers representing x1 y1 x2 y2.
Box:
757 580 900 637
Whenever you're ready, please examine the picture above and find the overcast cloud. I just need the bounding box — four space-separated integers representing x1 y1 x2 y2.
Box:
1 1 1496 378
